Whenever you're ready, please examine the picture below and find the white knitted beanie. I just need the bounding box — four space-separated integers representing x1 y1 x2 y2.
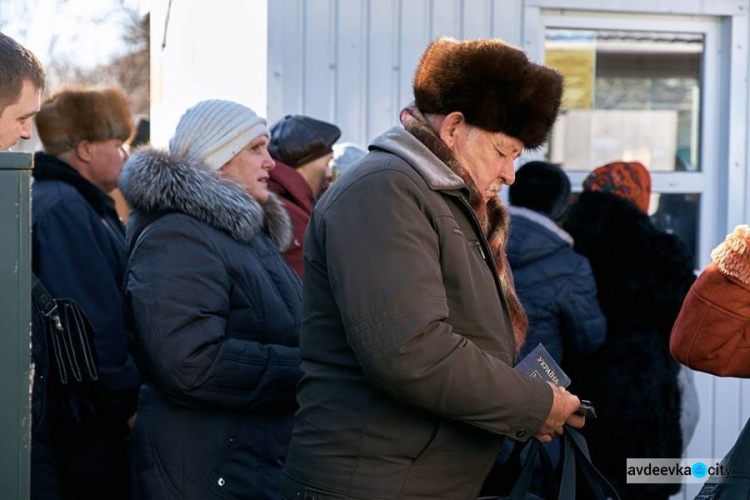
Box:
169 99 268 171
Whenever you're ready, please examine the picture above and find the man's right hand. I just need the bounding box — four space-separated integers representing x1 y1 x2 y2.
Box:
533 382 585 443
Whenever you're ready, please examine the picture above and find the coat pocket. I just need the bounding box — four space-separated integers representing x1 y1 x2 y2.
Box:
409 418 502 480
141 393 241 498
201 437 261 499
199 415 289 499
359 394 440 460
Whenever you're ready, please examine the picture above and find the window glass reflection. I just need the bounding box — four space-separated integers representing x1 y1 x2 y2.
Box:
545 29 703 173
650 193 700 268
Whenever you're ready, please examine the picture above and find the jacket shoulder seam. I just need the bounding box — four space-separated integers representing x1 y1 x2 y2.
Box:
315 157 433 218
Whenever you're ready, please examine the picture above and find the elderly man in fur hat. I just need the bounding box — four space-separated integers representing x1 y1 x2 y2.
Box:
281 38 585 500
31 86 141 499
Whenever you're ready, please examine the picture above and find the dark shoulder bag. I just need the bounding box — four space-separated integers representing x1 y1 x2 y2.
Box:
479 426 621 500
31 273 99 385
31 273 100 433
32 273 99 385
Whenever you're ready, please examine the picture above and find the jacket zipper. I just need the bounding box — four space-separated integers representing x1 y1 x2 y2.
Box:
454 195 516 355
456 197 498 278
473 241 486 260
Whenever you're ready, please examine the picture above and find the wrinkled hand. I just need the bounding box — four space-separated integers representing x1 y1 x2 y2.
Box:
533 382 585 443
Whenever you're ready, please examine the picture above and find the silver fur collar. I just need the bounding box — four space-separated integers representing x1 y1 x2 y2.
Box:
120 148 292 251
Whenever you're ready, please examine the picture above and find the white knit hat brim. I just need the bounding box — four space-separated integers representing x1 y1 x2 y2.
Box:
201 120 268 171
169 100 269 172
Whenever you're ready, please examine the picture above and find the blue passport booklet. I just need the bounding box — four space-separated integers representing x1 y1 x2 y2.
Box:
514 343 571 388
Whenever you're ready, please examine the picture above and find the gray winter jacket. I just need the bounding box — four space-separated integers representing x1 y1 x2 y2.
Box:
282 126 553 500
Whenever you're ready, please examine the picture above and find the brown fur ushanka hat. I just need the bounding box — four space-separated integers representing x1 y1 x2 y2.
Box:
36 86 134 155
413 37 563 149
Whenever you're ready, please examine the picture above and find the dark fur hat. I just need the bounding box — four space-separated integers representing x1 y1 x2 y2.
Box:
413 37 563 149
36 86 134 155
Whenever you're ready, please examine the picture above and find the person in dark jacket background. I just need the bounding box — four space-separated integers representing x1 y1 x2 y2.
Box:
120 99 302 499
508 161 606 363
563 160 696 500
31 86 141 499
267 114 341 278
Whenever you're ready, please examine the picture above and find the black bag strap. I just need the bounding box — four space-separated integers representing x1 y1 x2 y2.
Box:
492 428 620 500
31 273 63 332
536 443 561 499
565 426 621 500
31 273 99 384
32 273 69 383
558 427 577 499
507 440 564 500
61 301 98 381
508 439 543 500
57 304 83 382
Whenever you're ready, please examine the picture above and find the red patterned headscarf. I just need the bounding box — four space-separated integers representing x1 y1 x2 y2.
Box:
583 161 652 214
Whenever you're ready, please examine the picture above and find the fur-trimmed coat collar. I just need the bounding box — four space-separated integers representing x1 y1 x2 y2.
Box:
564 190 695 326
711 224 750 290
563 190 692 498
120 148 292 251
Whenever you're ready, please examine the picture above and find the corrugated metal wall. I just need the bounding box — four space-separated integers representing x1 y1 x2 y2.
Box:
267 2 750 499
267 0 522 146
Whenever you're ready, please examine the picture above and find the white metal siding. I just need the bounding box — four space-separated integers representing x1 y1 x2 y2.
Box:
150 0 269 147
267 0 523 145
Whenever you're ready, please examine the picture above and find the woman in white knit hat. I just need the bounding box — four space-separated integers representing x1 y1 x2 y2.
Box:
119 100 302 499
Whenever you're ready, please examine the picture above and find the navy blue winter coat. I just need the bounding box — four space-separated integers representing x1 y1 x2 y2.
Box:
31 152 141 493
120 149 303 499
507 206 606 363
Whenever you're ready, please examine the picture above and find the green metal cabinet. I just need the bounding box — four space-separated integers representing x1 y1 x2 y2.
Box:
0 152 32 499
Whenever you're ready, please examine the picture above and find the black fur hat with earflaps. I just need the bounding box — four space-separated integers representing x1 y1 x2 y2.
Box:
413 37 563 149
